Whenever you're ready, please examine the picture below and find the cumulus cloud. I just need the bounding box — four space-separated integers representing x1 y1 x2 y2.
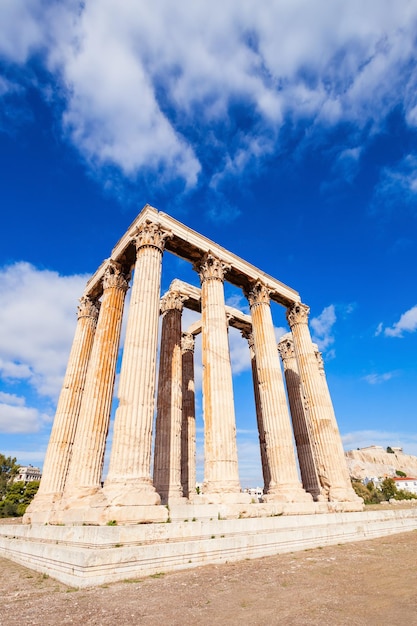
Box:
384 305 417 337
0 262 88 400
0 399 49 434
1 1 417 196
310 304 336 352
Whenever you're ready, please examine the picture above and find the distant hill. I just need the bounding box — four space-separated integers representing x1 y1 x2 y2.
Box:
346 446 417 480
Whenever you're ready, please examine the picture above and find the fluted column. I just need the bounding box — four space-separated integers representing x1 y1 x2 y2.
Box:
181 332 196 499
287 303 360 502
246 282 311 502
196 252 245 500
242 330 271 494
153 290 186 504
25 296 100 515
278 333 321 499
63 261 129 498
104 221 172 506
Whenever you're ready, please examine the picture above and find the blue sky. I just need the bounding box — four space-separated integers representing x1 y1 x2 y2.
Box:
1 1 417 486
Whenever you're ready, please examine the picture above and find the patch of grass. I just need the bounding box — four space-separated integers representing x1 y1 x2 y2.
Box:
106 520 117 526
150 572 165 579
123 578 143 584
66 587 79 593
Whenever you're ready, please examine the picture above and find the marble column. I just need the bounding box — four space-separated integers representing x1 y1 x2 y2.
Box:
63 261 129 498
104 221 172 506
277 333 321 500
181 332 196 499
242 330 271 494
25 295 100 515
153 290 186 504
246 281 311 502
196 252 246 501
287 302 360 502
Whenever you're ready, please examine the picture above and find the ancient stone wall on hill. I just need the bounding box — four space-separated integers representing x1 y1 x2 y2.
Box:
346 447 417 480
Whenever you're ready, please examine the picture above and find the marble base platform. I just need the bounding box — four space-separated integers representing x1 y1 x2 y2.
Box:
1 507 417 588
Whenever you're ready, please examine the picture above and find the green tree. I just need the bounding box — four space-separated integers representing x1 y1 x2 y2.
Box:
380 477 397 500
0 454 20 499
386 446 394 454
0 480 40 518
395 470 406 477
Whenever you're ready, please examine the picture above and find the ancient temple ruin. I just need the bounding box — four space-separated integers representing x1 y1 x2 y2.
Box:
25 204 361 525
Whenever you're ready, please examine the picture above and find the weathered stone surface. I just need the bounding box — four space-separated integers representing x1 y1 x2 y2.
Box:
287 303 360 504
196 252 249 502
30 205 361 527
346 447 417 480
246 282 311 503
2 508 415 587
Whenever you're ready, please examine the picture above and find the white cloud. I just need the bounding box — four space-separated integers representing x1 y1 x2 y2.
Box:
310 304 336 352
372 155 417 215
362 372 396 385
384 305 417 337
342 430 417 457
229 327 251 376
375 322 383 337
2 2 417 194
0 262 88 400
0 399 50 434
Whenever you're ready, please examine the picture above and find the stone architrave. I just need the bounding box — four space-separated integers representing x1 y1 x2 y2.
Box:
153 290 187 504
103 221 172 506
24 296 100 518
63 261 129 499
286 303 361 502
242 330 271 494
277 333 321 500
246 281 311 503
181 332 196 499
196 252 247 501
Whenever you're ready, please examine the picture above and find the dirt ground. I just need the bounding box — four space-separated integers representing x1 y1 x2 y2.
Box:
1 528 417 626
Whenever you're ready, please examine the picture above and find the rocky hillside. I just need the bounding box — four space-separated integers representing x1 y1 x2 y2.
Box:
346 446 417 480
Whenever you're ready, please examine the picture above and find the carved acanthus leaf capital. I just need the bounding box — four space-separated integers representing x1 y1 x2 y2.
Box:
241 330 255 352
77 296 100 321
160 290 187 313
102 261 130 292
246 281 271 308
181 332 195 353
286 302 310 327
134 220 172 252
277 334 295 361
194 252 230 283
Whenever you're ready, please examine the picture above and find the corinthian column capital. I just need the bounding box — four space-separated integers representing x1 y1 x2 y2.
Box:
134 220 172 252
195 252 230 283
241 330 254 350
160 290 186 314
277 333 295 362
102 261 130 292
245 281 271 308
286 302 310 327
181 332 195 353
77 296 100 321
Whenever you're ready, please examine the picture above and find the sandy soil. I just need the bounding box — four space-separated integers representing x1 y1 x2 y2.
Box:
1 528 416 626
